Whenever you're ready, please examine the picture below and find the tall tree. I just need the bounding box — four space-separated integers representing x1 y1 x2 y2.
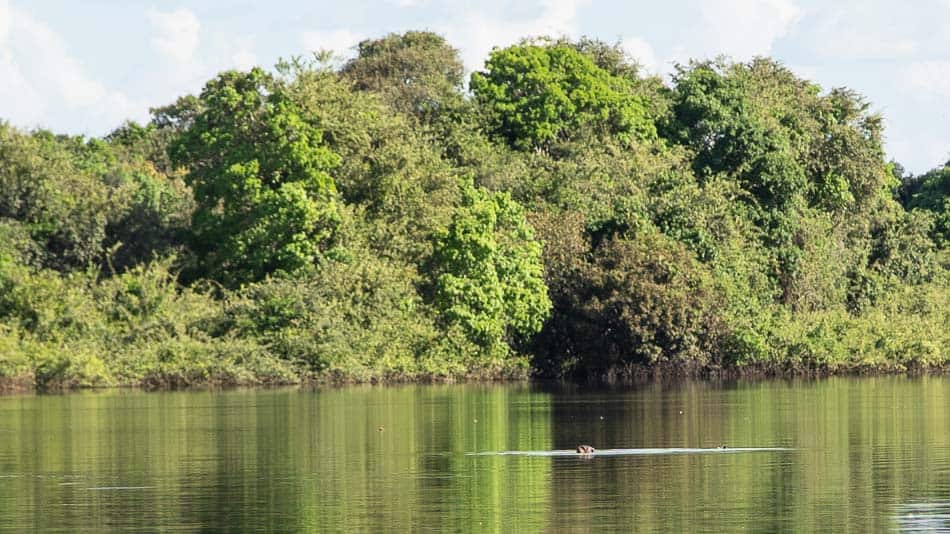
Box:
432 181 551 357
169 68 341 286
0 125 112 271
470 40 657 151
341 31 465 123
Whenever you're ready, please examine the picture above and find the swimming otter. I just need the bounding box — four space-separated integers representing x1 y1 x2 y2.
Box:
576 445 595 454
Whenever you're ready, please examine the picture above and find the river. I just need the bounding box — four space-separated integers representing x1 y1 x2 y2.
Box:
0 376 947 532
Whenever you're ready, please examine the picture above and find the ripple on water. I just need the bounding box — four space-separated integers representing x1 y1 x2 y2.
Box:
893 502 950 533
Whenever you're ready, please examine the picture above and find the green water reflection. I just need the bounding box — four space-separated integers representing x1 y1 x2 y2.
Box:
0 377 947 532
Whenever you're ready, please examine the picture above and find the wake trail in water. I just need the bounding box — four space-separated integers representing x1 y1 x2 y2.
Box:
467 447 793 457
84 486 155 491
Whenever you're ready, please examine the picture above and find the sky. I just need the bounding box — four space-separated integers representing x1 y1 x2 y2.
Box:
2 0 950 173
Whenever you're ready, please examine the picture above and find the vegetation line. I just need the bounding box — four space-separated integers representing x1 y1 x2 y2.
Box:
1 32 947 390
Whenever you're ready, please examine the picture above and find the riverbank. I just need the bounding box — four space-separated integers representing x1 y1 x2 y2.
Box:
2 351 947 393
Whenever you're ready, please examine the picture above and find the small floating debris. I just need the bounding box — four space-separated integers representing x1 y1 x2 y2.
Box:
467 447 792 457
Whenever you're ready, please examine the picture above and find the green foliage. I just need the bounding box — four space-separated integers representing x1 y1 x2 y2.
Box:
531 223 726 377
668 59 899 311
0 257 297 388
0 35 948 388
0 124 113 270
767 277 949 370
555 37 675 127
105 120 180 176
0 324 31 382
103 165 193 273
0 220 42 269
433 181 551 356
341 31 466 123
223 255 473 381
170 68 341 286
470 41 657 151
285 66 460 265
585 234 724 365
905 164 950 247
672 60 807 214
671 60 890 219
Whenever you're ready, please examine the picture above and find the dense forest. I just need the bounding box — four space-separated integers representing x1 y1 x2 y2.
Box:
0 32 947 389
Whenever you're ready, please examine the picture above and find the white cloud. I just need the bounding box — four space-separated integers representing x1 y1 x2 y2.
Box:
697 0 801 59
231 48 257 71
799 3 918 61
0 49 42 124
300 29 365 57
0 4 139 133
210 32 258 71
146 7 200 64
901 61 950 100
887 133 950 174
0 0 10 44
813 27 916 60
786 63 819 83
884 61 950 171
621 36 658 74
443 0 590 71
145 8 261 99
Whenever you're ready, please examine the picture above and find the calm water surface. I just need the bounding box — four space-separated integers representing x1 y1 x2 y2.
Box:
0 376 948 532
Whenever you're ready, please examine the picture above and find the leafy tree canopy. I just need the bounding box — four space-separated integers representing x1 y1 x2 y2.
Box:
470 40 657 151
671 59 889 217
169 68 341 286
341 31 466 123
433 180 551 356
0 124 112 270
905 164 950 247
